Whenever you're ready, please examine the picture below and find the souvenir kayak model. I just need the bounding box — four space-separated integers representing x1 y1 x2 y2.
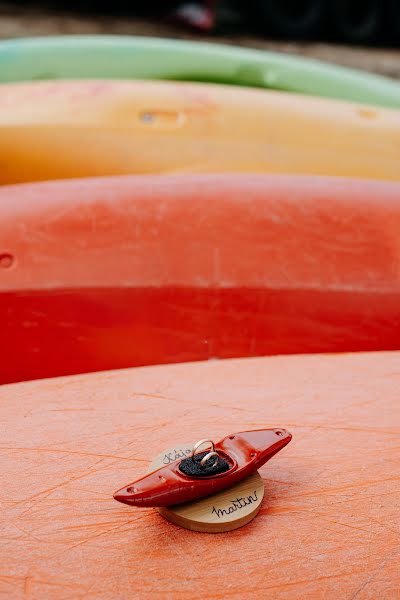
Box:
0 35 399 109
0 80 399 185
114 429 292 508
2 173 400 385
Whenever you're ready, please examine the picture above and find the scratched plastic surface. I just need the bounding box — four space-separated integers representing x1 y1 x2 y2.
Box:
0 352 399 599
0 35 400 109
1 174 400 384
0 80 400 184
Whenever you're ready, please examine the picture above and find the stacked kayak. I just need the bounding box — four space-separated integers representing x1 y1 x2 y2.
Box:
1 174 400 384
1 35 399 374
0 80 399 184
0 35 400 109
1 33 400 597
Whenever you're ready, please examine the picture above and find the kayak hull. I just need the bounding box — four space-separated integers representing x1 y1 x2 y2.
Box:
0 80 399 184
2 174 400 384
0 35 400 109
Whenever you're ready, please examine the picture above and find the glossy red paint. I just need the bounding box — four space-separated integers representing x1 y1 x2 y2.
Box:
113 429 292 507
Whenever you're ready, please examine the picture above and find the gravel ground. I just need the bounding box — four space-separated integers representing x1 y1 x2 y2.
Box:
0 2 400 80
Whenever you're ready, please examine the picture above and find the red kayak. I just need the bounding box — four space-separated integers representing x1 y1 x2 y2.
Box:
114 429 292 507
1 173 400 384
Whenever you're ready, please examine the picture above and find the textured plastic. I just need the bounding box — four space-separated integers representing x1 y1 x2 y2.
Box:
0 80 399 184
0 352 399 597
2 174 400 384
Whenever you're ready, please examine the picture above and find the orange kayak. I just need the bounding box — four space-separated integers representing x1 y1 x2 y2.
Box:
0 80 400 184
1 174 400 384
0 351 399 597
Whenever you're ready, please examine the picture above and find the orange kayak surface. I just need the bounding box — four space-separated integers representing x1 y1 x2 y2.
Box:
0 80 399 184
0 351 399 598
1 174 400 384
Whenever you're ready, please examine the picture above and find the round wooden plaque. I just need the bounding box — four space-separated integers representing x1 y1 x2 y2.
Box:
149 443 265 533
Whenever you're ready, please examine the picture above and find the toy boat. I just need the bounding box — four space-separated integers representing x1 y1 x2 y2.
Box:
114 429 292 507
0 35 399 109
2 173 400 385
1 80 400 185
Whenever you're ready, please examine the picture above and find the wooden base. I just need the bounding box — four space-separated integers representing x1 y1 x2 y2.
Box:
149 444 264 533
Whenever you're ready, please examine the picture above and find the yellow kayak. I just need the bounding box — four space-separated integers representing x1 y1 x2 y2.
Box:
0 80 399 184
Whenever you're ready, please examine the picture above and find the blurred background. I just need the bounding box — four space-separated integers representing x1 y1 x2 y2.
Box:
1 0 399 79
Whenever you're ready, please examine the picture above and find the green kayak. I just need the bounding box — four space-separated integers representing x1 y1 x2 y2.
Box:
0 35 399 109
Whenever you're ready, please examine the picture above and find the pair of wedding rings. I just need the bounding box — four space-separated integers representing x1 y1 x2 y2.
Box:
191 439 219 469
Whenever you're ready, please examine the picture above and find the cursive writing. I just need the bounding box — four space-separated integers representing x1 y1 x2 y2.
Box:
162 448 192 465
212 491 258 518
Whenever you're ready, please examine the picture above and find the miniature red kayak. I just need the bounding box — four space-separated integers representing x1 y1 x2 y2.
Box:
113 429 292 507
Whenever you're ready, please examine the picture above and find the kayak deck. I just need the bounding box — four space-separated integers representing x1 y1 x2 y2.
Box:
0 351 398 597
